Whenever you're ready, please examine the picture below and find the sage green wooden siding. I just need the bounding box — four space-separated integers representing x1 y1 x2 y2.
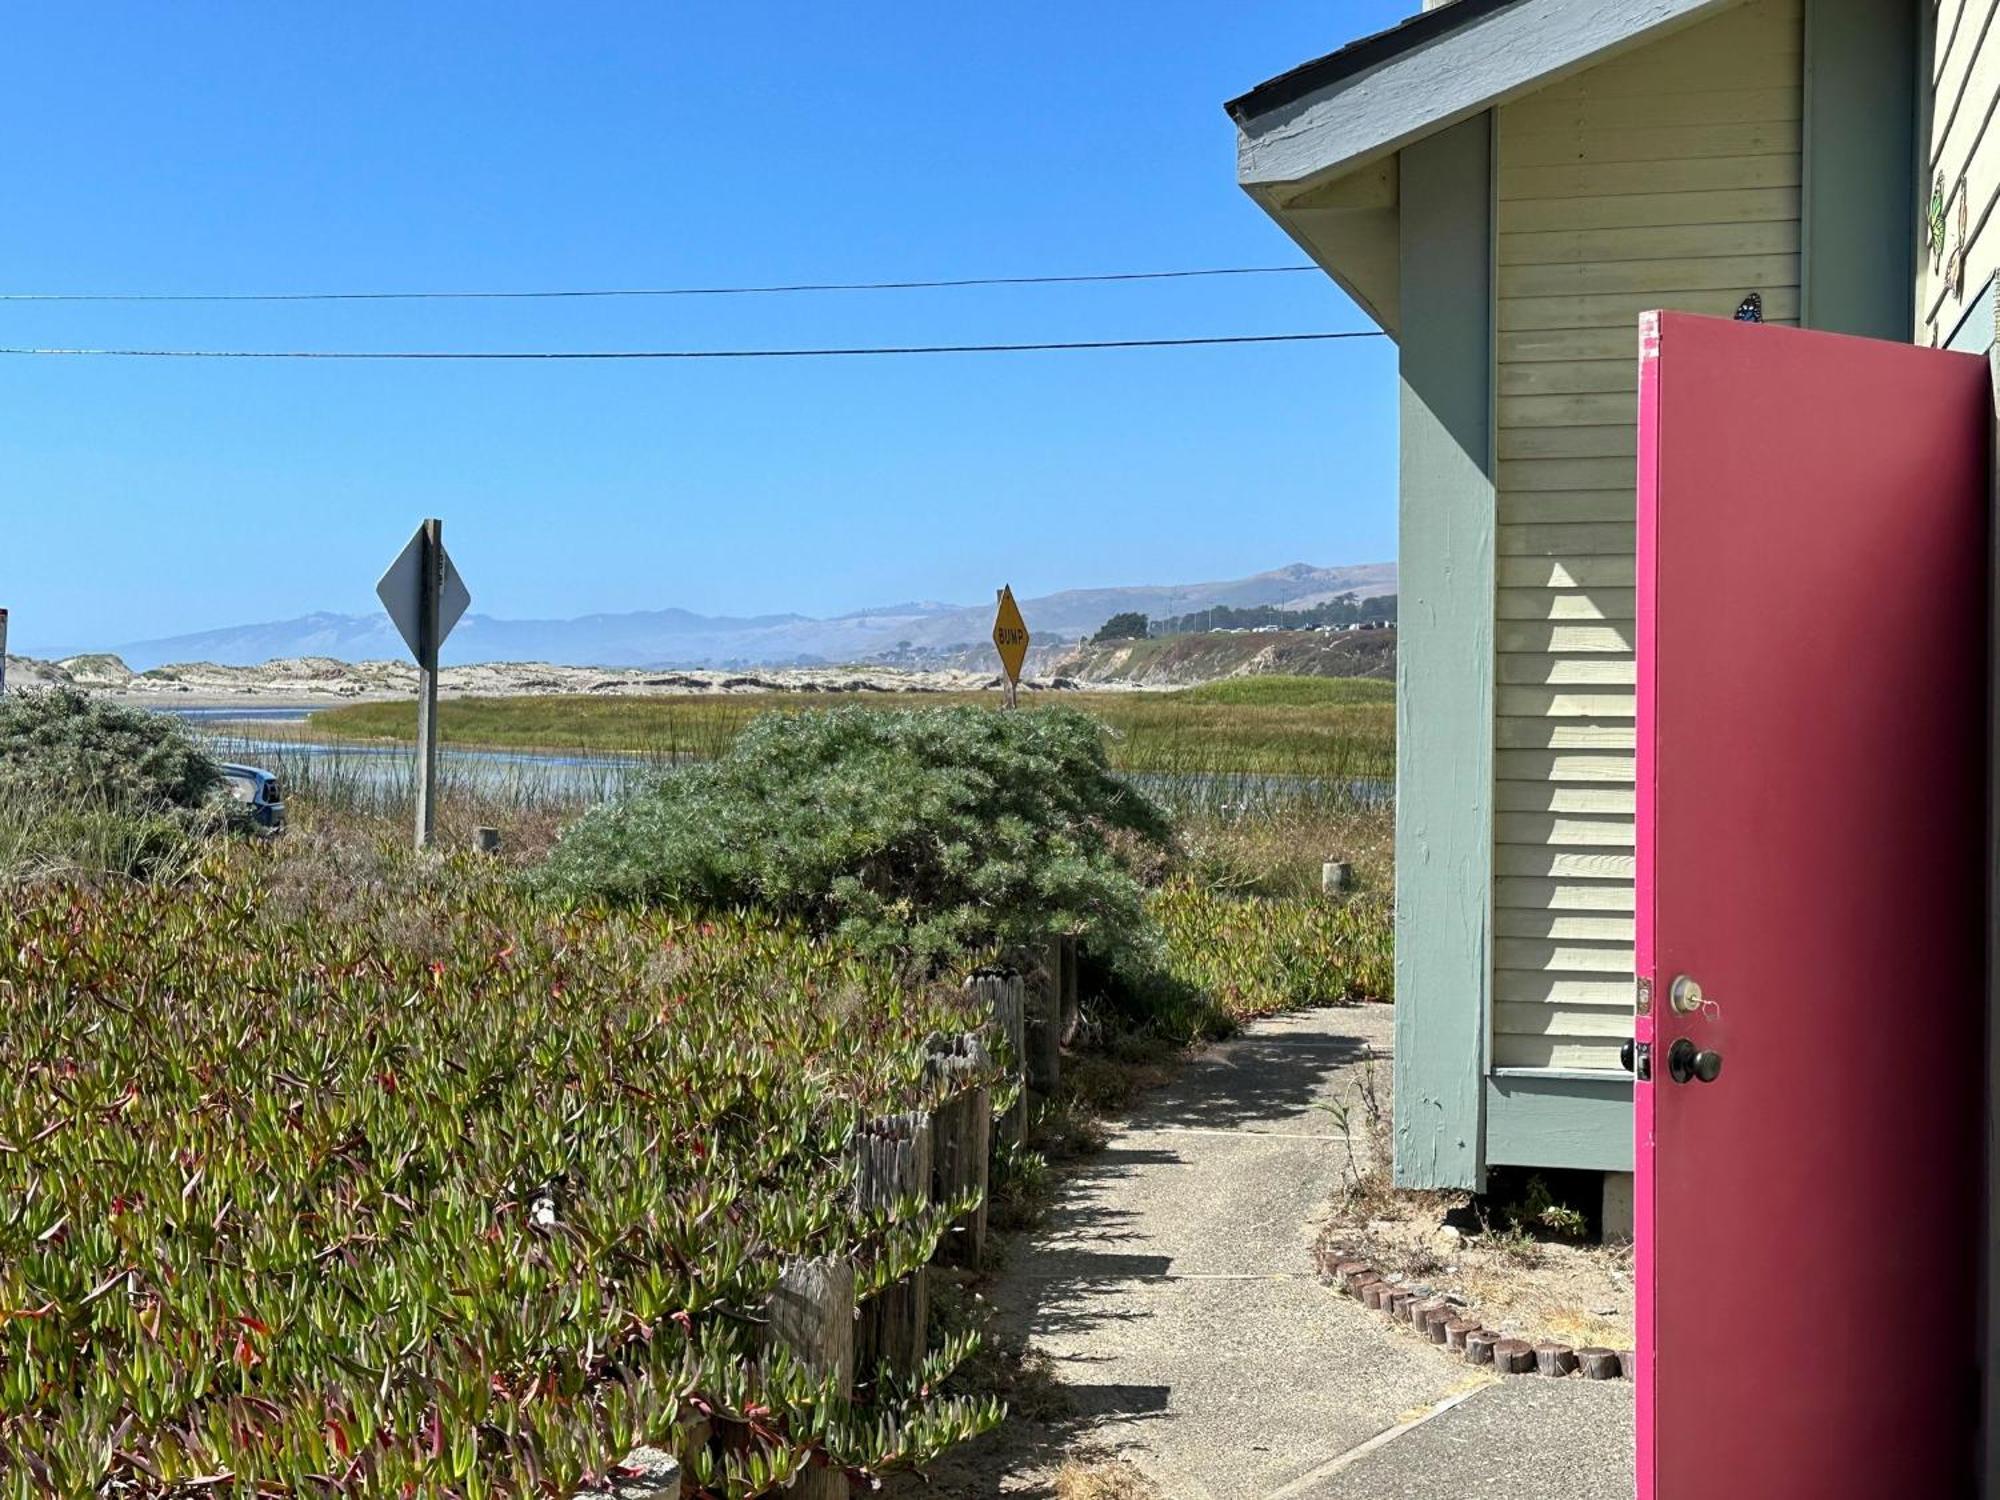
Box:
1800 0 1916 341
1392 112 1494 1191
1484 1074 1634 1173
1922 0 2000 344
1489 0 1804 1075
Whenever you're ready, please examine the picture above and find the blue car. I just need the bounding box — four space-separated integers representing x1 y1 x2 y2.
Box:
219 763 286 831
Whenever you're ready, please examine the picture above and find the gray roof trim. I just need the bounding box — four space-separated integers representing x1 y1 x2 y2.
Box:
1232 0 1736 191
1224 0 1522 124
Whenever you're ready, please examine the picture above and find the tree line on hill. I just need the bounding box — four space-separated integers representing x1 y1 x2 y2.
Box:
1090 593 1398 643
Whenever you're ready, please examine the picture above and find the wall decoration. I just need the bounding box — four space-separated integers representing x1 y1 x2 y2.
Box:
1733 292 1763 323
1947 177 1969 300
1928 172 1948 276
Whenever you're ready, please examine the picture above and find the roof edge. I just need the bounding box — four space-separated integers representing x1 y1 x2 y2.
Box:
1228 0 1736 192
1225 0 1522 125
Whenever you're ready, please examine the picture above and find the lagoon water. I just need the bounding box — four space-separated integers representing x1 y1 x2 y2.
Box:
161 705 1390 812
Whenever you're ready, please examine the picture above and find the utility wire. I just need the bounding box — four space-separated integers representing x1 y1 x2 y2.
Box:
0 265 1322 304
0 330 1384 360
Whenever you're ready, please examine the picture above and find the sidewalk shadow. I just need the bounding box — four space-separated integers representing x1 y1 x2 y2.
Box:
1122 1015 1379 1134
895 1013 1384 1496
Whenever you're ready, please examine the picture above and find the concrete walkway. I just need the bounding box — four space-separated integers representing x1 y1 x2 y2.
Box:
986 1007 1634 1499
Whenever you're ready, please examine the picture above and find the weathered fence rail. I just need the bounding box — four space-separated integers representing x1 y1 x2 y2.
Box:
966 970 1026 1147
925 1031 993 1268
768 1256 857 1500
853 1109 933 1384
666 962 1062 1495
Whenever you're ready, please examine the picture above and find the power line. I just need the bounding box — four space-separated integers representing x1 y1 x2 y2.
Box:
0 330 1384 360
0 265 1322 304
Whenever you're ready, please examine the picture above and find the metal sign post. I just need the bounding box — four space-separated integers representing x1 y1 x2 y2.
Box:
0 608 9 701
992 585 1030 708
377 519 470 850
413 519 442 848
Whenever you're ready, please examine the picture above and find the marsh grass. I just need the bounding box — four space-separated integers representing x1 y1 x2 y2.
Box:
1166 675 1392 707
0 784 220 884
211 735 652 820
307 683 1396 786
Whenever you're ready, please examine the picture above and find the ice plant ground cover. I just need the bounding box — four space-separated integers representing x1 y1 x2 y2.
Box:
1150 875 1391 1023
0 842 1001 1497
0 685 1396 1498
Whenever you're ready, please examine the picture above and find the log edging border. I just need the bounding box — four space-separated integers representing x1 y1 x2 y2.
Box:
1327 1256 1634 1381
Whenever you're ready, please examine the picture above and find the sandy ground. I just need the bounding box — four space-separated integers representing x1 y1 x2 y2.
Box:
4 651 1055 705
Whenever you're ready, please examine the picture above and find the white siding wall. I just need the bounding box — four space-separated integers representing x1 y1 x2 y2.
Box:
1923 0 2000 342
1491 0 1803 1071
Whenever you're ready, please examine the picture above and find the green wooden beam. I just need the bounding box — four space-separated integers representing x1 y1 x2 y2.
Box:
1485 1074 1633 1173
1801 0 1918 340
1392 112 1494 1192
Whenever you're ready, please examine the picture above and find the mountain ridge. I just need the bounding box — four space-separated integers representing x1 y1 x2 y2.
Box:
88 562 1396 672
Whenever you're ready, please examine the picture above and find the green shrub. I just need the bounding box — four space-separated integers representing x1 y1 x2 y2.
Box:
0 687 220 812
538 706 1174 971
1091 610 1148 643
0 853 1001 1496
0 690 227 881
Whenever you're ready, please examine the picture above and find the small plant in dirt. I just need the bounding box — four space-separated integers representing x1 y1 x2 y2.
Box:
538 706 1174 973
1504 1173 1592 1241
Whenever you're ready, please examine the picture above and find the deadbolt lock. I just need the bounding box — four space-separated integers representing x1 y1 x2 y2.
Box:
1670 975 1705 1015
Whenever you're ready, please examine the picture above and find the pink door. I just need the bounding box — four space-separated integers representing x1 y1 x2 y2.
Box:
1636 312 1989 1498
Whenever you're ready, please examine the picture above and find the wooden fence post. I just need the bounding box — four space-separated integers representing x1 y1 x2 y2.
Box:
852 1111 932 1384
767 1256 856 1500
924 1034 992 1268
965 969 1026 1147
1059 934 1081 1047
1026 941 1062 1100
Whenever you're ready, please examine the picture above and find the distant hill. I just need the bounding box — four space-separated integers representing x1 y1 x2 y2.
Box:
1054 627 1396 688
95 562 1397 671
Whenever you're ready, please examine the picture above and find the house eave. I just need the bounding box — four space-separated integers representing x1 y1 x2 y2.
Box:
1230 0 1743 196
1224 0 1523 127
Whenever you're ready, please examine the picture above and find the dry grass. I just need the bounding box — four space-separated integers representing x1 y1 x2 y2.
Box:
1455 1257 1634 1351
1051 1459 1161 1500
1314 1060 1637 1351
1179 802 1392 901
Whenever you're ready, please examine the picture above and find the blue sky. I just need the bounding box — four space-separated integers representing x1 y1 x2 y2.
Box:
3 3 1408 654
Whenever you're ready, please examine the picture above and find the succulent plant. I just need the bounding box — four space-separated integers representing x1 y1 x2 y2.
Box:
0 853 1001 1496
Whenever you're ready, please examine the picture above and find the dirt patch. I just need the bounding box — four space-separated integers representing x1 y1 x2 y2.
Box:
1309 1060 1636 1352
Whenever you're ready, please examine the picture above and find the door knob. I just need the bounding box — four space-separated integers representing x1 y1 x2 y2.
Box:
1666 1038 1722 1084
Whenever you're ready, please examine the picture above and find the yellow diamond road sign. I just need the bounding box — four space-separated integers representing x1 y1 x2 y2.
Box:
992 586 1029 685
